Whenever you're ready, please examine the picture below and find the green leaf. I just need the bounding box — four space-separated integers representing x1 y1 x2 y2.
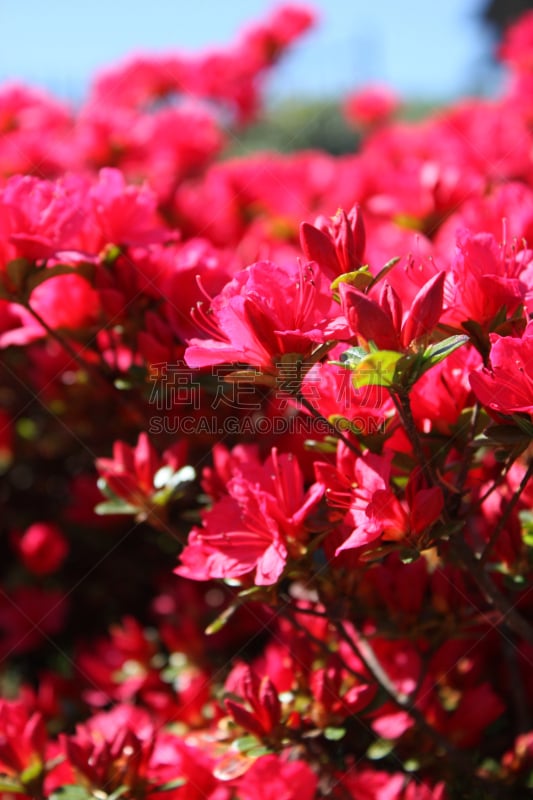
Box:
367 738 396 760
0 777 25 794
330 266 373 295
511 414 533 438
20 758 43 786
461 319 490 361
350 350 404 388
503 573 527 590
422 335 469 370
324 726 346 741
245 745 273 758
367 256 400 290
333 345 367 369
107 787 129 800
491 304 509 330
234 735 261 753
103 243 123 263
113 378 133 391
95 499 140 515
96 477 115 498
474 424 531 448
360 543 403 563
399 549 420 564
520 510 533 547
237 585 267 599
205 602 240 635
152 777 187 792
49 787 93 800
328 414 363 435
303 438 338 453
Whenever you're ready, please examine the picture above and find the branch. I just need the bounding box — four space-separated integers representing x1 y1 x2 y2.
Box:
453 536 533 647
23 301 112 389
390 390 436 485
295 392 359 454
329 619 469 762
479 458 533 566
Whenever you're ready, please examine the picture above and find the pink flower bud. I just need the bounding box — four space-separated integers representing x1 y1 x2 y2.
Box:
401 271 445 348
339 283 400 351
299 221 339 278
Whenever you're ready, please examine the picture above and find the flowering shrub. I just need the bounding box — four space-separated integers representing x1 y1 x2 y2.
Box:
1 5 533 799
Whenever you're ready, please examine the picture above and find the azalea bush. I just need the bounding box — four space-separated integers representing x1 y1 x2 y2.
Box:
1 5 533 799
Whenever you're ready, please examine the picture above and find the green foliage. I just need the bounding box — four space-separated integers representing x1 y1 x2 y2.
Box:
226 98 359 156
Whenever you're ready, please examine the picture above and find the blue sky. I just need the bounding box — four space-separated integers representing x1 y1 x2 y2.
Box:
0 0 500 103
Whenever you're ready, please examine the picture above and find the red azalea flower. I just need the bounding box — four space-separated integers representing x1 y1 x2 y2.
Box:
176 448 323 586
339 270 445 351
185 260 348 374
88 167 170 248
444 229 528 328
11 522 68 576
469 320 533 416
0 173 90 264
61 706 156 795
235 754 317 800
318 453 443 553
225 665 281 739
96 433 192 514
499 10 533 71
344 84 400 127
0 272 101 349
300 204 366 279
0 700 47 787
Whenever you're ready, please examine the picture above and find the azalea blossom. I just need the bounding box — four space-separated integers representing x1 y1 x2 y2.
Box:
176 449 323 585
343 84 400 127
444 228 529 329
300 203 366 279
316 453 443 553
224 665 281 739
235 754 317 800
185 259 348 375
0 700 47 790
3 5 533 796
469 320 533 416
339 270 446 351
96 433 193 518
11 522 68 576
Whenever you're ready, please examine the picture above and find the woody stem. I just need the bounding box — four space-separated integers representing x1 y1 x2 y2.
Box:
390 389 436 485
329 618 470 763
22 300 115 391
295 392 359 453
479 457 533 566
